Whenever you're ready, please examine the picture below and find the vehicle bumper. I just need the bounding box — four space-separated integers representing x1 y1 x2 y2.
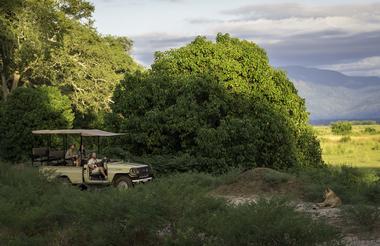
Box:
132 177 153 184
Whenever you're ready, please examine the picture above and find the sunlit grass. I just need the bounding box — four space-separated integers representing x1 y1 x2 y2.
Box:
314 124 380 168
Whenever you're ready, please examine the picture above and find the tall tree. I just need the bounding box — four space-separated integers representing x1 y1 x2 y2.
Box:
1 0 140 127
108 34 324 173
0 0 94 100
34 23 139 127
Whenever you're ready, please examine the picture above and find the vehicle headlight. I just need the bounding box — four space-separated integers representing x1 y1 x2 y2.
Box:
129 168 139 176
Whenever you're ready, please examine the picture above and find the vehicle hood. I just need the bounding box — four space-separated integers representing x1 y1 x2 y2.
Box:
107 161 149 169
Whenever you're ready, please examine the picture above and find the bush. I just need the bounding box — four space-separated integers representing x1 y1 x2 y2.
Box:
339 136 351 143
0 86 74 161
296 166 380 205
0 163 342 245
197 199 342 246
262 169 292 185
107 34 323 173
364 127 377 134
331 121 352 135
342 205 380 231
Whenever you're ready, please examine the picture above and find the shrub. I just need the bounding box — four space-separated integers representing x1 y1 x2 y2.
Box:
296 166 380 205
107 34 324 173
262 169 292 185
339 136 351 143
0 86 74 161
0 163 342 246
364 127 377 134
184 199 342 246
342 205 380 231
331 121 352 135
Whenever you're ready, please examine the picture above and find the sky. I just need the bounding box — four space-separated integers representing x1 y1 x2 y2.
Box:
89 0 380 77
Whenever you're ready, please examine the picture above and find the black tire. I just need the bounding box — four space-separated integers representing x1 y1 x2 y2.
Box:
113 176 133 190
57 176 71 186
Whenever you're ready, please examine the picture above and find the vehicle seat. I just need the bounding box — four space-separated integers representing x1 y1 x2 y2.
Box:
48 149 65 165
32 147 49 166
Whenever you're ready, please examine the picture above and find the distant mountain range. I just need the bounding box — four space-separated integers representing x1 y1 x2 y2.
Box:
282 66 380 124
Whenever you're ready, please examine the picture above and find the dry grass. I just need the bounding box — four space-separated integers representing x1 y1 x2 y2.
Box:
314 124 380 168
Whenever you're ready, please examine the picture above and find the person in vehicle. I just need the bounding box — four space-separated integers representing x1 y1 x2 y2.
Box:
65 144 79 166
87 152 107 179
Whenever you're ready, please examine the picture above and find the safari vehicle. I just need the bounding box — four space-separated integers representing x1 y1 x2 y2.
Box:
31 129 153 189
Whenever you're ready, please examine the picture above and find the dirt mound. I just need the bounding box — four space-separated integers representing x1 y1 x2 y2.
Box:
213 168 302 198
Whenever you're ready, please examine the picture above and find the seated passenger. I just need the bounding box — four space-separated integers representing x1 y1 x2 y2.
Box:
87 152 107 179
65 144 79 166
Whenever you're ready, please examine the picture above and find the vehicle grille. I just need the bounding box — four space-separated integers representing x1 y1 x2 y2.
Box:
137 166 150 177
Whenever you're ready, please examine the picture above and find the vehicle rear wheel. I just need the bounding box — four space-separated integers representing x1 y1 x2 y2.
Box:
114 176 133 190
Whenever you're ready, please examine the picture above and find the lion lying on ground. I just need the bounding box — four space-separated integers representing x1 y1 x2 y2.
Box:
317 187 342 208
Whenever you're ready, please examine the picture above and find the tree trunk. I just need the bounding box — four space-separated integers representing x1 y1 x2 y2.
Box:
1 72 9 101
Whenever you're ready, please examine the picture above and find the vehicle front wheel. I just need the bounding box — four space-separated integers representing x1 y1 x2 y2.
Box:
57 176 71 186
113 176 133 190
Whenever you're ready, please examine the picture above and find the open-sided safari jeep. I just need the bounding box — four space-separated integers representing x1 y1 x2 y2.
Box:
32 129 153 189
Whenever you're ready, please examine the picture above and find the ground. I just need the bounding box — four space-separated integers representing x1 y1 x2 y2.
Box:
212 168 380 246
314 124 380 168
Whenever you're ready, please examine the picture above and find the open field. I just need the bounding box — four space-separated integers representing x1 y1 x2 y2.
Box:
314 124 380 168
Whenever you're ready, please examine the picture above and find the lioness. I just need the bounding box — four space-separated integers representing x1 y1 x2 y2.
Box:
317 187 342 208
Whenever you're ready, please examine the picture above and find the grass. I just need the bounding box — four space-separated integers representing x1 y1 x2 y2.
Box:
0 162 342 246
314 124 380 168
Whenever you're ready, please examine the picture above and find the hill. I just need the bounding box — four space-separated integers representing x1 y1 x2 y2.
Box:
283 66 380 123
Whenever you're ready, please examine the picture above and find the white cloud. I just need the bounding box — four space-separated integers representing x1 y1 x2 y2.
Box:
209 16 380 40
321 56 380 77
94 1 380 70
222 3 380 20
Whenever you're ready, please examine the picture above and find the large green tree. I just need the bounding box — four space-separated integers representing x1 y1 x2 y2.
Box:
0 0 93 99
39 24 139 127
0 0 139 127
108 34 323 173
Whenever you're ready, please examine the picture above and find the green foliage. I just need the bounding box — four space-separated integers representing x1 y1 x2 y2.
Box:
349 120 377 125
331 121 352 135
262 169 293 185
342 205 380 231
0 0 93 95
0 163 342 245
45 24 140 128
0 86 74 161
364 127 377 134
339 136 351 143
107 34 323 173
0 0 139 127
200 199 342 246
296 166 380 205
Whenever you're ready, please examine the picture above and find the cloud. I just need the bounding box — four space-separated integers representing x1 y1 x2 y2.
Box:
130 33 195 65
263 31 380 67
320 56 380 77
222 3 380 20
114 2 380 72
187 18 222 24
200 2 380 68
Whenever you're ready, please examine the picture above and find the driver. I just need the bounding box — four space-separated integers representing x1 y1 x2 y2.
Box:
87 152 107 179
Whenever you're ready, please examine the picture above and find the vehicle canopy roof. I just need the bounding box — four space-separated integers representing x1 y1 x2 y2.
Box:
32 129 124 137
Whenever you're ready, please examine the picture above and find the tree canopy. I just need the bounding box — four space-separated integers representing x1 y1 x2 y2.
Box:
0 0 139 127
107 34 323 173
0 86 74 161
